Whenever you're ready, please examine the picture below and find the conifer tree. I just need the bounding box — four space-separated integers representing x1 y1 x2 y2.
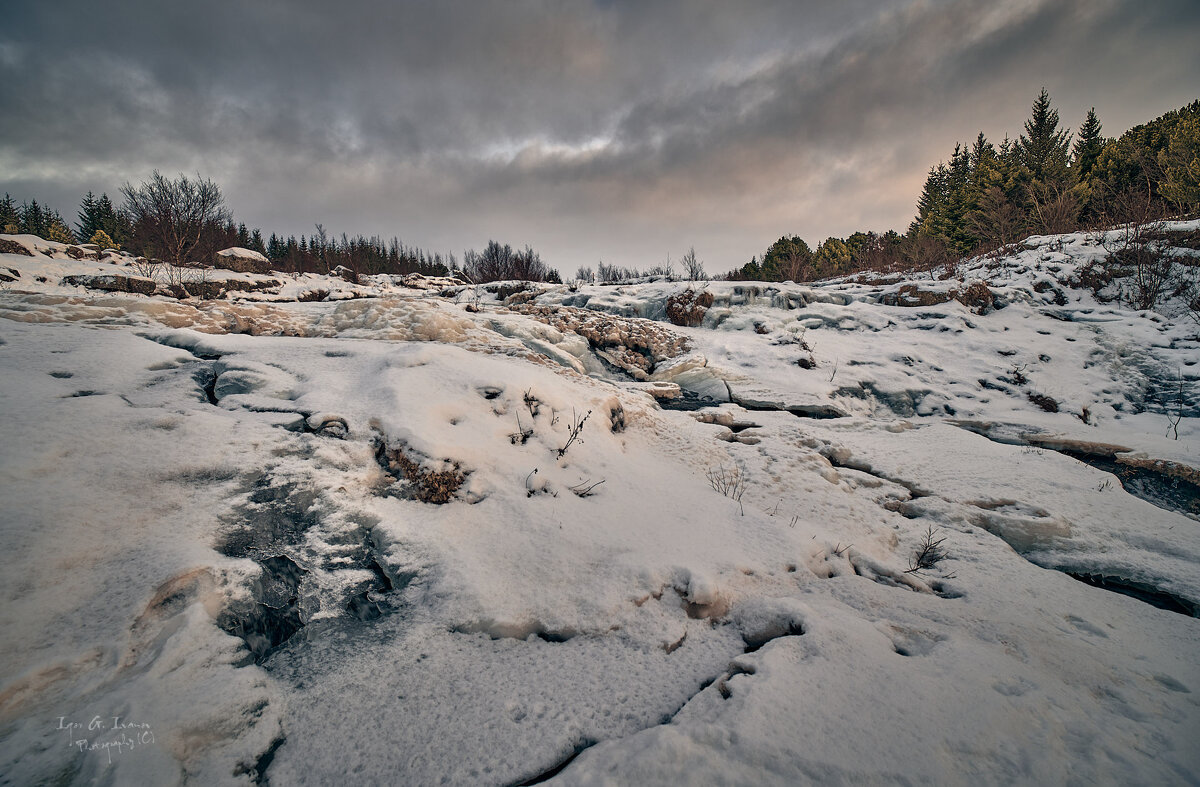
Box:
1158 116 1200 213
0 194 17 234
46 211 77 244
759 236 812 281
89 229 117 250
77 192 98 239
1072 108 1104 181
1017 88 1071 186
19 200 48 238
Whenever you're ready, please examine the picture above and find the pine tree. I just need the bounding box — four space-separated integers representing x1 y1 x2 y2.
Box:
1072 108 1104 181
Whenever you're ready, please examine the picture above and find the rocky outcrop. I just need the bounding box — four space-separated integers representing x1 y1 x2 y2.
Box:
0 238 33 256
512 304 690 380
64 245 100 261
61 273 157 295
666 288 714 326
881 282 996 313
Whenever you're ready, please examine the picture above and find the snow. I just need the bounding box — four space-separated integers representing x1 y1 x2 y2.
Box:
1 226 1198 784
216 247 269 263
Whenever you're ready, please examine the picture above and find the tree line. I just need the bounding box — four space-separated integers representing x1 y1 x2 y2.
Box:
0 173 482 280
726 91 1200 281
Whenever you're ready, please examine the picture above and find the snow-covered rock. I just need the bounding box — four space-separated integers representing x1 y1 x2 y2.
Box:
215 246 272 274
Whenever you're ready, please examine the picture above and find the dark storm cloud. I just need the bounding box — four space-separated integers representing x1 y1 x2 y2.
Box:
2 0 1197 270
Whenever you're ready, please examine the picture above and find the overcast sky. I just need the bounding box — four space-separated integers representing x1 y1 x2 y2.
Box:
2 0 1197 273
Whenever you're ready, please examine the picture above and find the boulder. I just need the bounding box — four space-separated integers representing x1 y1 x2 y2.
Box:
215 247 272 274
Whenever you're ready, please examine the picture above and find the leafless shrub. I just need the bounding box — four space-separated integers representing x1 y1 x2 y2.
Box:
376 441 466 504
707 464 746 515
130 257 163 280
556 409 591 458
1029 181 1081 235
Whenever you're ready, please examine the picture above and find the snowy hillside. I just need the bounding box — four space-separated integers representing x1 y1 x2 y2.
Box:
1 226 1198 785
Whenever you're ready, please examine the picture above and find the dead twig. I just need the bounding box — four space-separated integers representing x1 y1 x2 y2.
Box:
568 478 606 497
555 408 592 458
905 524 948 574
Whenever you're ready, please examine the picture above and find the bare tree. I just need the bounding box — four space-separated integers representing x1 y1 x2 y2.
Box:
121 171 229 266
681 246 706 280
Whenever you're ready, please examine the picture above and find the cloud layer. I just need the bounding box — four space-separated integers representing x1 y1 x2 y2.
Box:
2 0 1197 271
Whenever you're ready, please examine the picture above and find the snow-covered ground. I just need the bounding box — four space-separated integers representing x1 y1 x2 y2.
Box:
1 227 1198 785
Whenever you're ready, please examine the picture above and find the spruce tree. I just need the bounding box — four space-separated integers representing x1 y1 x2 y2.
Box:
1017 88 1071 186
1072 108 1104 181
77 192 98 240
19 200 47 238
0 194 17 234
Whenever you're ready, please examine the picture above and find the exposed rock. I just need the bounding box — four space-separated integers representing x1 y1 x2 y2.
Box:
64 245 100 261
512 303 690 379
61 273 157 295
0 267 19 282
222 277 284 294
954 281 996 313
883 285 952 307
400 272 470 290
215 247 273 274
666 288 714 326
0 238 33 256
882 282 996 313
